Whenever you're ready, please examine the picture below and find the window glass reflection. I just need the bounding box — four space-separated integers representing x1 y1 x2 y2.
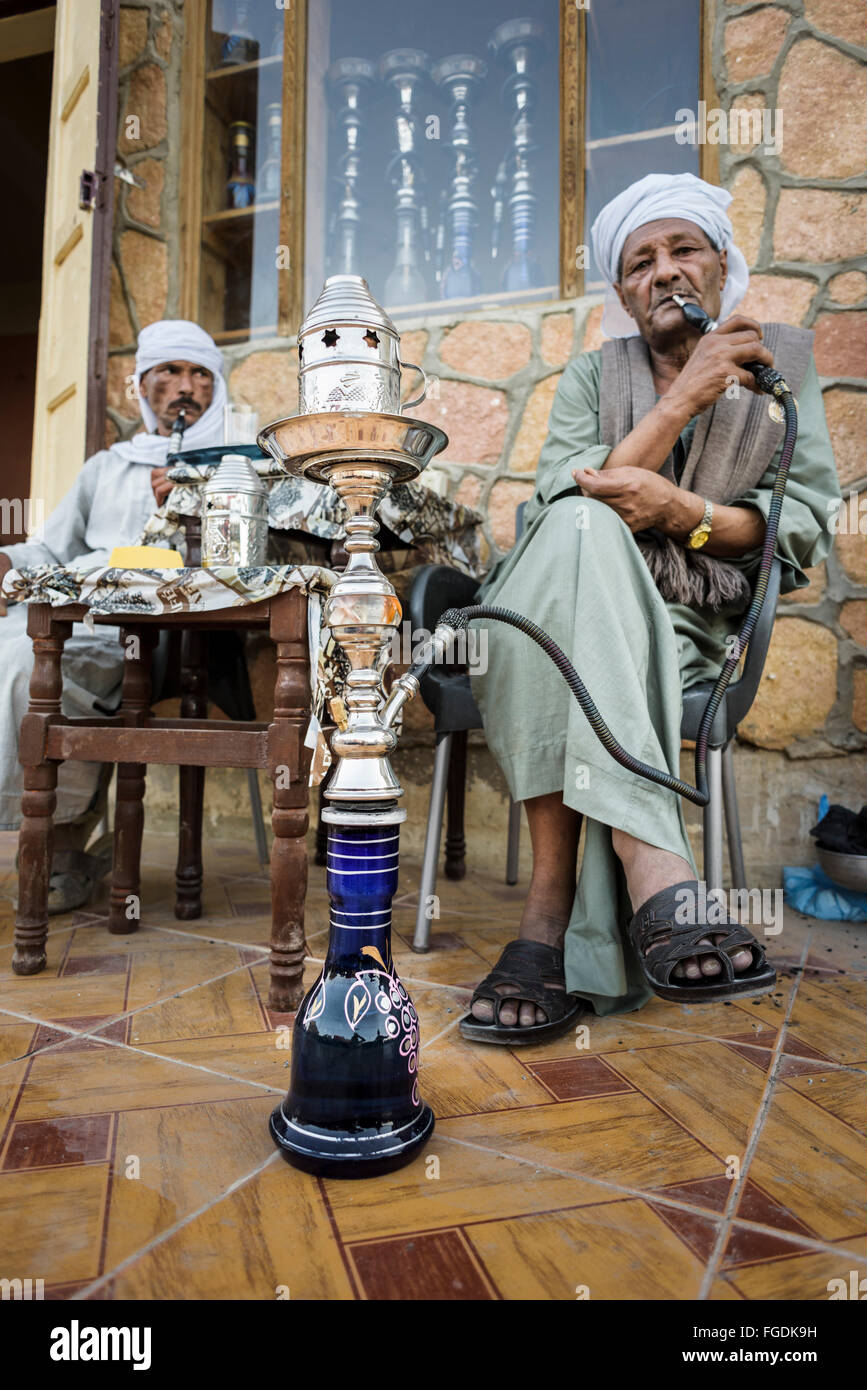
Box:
305 0 560 315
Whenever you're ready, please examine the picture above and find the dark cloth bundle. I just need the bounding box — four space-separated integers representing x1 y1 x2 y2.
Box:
810 804 867 856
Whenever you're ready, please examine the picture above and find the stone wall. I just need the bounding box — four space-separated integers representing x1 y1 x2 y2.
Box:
110 0 866 881
106 1 183 446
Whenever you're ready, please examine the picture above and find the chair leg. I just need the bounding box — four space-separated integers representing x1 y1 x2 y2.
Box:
702 745 725 893
109 626 157 934
722 741 747 891
412 732 452 953
506 798 521 886
247 769 269 868
444 728 468 880
175 629 207 921
14 608 73 975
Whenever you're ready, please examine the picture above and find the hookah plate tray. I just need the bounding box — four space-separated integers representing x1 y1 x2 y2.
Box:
257 411 448 485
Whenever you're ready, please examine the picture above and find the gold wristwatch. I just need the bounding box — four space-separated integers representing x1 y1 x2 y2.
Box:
687 499 714 550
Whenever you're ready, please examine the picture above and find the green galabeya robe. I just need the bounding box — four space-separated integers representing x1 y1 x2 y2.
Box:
469 347 841 1015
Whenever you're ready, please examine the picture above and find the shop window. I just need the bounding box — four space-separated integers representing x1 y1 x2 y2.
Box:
182 0 707 342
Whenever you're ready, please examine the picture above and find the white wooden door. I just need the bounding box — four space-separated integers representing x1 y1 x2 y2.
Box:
30 0 103 514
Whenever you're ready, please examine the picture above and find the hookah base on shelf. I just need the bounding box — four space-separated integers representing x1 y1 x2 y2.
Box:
269 1102 434 1179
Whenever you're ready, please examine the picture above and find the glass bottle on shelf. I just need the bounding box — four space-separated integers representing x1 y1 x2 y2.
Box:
226 121 256 209
257 103 281 201
220 0 259 67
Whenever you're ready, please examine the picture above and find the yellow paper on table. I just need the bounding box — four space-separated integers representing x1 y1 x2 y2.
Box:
108 546 183 569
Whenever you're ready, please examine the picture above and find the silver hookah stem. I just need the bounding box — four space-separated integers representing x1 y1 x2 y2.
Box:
433 55 487 300
380 48 431 307
490 18 546 292
327 58 376 278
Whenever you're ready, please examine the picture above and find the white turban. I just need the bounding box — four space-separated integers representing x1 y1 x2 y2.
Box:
590 172 750 339
112 319 228 465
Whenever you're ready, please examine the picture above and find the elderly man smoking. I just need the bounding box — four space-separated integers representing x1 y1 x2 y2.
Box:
464 173 840 1043
0 320 227 912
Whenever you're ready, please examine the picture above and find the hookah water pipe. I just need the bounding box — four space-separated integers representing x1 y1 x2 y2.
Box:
167 407 187 460
383 298 800 812
433 55 487 300
327 58 376 278
381 49 432 307
259 276 444 1177
489 18 546 292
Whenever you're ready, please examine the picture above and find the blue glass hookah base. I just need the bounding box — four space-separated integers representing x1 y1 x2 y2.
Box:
270 818 435 1178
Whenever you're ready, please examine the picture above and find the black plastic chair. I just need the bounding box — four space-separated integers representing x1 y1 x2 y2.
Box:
408 499 783 951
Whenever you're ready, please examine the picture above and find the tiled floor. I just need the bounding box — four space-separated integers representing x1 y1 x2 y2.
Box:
1 827 866 1300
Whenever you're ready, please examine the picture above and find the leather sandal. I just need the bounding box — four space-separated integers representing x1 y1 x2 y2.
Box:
628 879 777 1003
460 938 584 1046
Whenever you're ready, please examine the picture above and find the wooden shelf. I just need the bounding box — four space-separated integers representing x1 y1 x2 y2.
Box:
205 53 281 82
213 323 278 344
203 201 279 225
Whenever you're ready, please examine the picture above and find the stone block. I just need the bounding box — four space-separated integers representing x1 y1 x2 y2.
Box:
106 354 138 420
853 669 867 731
541 312 574 366
229 349 299 423
405 381 508 465
119 7 147 68
724 7 790 81
155 8 172 61
509 374 562 473
454 473 482 510
119 64 167 154
120 230 167 325
398 330 429 374
438 320 532 379
778 39 867 180
775 191 867 264
828 272 867 307
729 93 770 155
729 167 767 267
739 274 815 325
581 304 605 352
126 156 164 230
822 389 867 489
804 0 867 48
841 600 867 648
835 525 867 584
489 479 534 551
739 617 838 748
813 314 867 379
109 262 133 349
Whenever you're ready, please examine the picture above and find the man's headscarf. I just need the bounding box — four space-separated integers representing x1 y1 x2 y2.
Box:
112 319 228 464
590 172 750 339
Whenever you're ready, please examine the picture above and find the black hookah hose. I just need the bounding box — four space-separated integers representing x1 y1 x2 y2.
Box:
409 371 798 809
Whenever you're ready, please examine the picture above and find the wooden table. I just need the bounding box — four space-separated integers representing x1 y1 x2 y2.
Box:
12 587 313 1012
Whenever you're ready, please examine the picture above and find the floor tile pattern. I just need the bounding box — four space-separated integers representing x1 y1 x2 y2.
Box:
1 829 865 1300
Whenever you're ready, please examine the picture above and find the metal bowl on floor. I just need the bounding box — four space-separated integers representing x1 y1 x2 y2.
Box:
816 847 867 893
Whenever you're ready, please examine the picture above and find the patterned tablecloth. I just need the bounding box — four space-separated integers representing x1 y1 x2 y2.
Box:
140 458 488 580
1 562 344 785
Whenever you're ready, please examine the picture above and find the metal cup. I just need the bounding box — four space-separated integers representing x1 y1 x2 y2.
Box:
202 453 269 567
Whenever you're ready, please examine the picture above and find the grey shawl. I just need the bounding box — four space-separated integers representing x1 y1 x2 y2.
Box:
599 323 813 609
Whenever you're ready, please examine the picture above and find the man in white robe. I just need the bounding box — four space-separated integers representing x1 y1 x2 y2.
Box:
0 320 228 909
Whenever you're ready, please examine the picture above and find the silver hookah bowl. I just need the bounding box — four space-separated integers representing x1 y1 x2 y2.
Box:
259 273 448 813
